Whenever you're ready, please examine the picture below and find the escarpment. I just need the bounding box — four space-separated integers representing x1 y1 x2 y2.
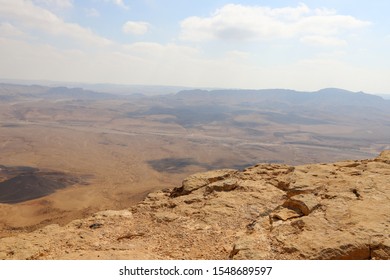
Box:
1 151 389 260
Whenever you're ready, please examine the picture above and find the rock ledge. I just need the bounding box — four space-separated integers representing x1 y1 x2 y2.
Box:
1 152 389 260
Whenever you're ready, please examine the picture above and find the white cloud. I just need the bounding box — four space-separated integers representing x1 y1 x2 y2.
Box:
122 21 150 35
105 0 129 9
0 0 111 47
225 50 250 60
300 35 347 47
0 37 202 86
1 34 389 93
33 0 73 9
180 3 371 45
0 22 28 38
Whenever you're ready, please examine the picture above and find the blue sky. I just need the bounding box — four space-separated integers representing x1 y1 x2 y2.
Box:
0 0 389 93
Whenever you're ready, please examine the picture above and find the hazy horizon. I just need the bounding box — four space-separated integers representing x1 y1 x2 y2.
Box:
1 1 389 93
1 78 390 98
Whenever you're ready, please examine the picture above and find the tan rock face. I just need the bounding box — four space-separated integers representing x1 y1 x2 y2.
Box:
170 169 237 197
0 152 389 260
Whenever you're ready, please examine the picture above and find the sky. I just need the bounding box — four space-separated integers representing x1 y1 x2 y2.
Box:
0 0 389 93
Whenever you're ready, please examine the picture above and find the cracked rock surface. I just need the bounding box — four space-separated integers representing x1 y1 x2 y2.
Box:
1 151 389 260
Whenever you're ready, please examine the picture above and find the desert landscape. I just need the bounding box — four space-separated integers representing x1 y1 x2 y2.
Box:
1 149 389 259
2 0 390 269
0 83 389 259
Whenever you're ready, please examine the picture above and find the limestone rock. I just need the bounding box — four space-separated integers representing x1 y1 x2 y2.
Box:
282 193 320 216
377 150 390 163
170 169 237 197
153 212 179 223
93 210 133 219
271 207 302 221
0 151 389 260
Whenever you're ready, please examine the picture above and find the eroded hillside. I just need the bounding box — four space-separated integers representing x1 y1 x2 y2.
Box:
1 151 389 260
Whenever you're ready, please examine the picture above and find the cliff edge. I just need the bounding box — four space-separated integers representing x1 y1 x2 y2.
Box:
1 151 389 260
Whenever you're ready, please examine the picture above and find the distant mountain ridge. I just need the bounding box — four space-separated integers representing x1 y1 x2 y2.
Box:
0 83 115 100
2 82 388 131
175 87 387 108
1 83 387 106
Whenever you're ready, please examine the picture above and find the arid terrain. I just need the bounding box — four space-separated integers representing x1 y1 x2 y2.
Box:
1 150 389 260
0 83 389 241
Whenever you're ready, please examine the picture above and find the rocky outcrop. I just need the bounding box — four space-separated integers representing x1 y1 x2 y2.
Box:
169 169 237 197
0 151 389 260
